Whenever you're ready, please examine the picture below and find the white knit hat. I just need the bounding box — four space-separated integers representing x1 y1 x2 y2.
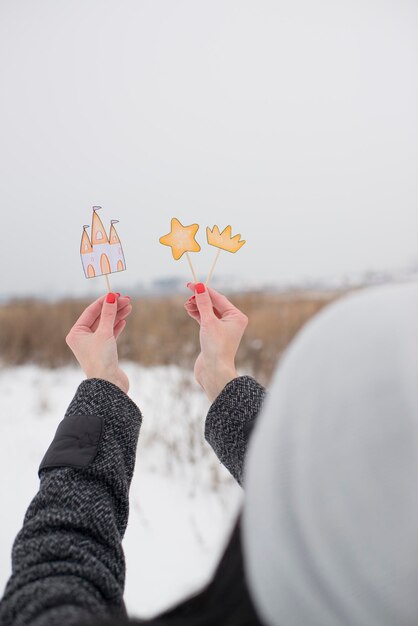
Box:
243 282 418 626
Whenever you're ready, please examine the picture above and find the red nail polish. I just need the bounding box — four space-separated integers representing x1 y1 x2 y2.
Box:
191 295 196 300
106 292 116 304
124 295 131 300
195 283 205 294
115 292 121 298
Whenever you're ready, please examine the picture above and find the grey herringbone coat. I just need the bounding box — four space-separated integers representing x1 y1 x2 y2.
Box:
0 376 265 626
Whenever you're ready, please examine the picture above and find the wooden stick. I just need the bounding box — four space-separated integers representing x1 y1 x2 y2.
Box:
206 249 221 286
186 252 198 283
104 274 111 293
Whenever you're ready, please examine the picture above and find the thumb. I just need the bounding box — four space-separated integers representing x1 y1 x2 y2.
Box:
194 283 215 324
98 292 118 336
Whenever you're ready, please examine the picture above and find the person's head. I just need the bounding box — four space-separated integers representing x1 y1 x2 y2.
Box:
244 282 418 626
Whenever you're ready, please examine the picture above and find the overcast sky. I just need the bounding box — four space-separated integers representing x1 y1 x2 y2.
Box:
0 0 417 297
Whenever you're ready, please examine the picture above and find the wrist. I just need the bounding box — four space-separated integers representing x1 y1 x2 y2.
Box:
84 367 128 394
200 366 238 403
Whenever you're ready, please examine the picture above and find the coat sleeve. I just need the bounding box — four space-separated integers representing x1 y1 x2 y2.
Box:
205 376 266 486
0 378 142 626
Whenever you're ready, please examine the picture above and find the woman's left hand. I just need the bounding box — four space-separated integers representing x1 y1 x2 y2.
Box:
66 293 132 393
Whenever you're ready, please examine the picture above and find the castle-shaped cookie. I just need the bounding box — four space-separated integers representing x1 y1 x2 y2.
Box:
80 206 126 279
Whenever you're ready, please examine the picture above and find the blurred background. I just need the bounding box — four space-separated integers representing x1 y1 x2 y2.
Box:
0 0 417 619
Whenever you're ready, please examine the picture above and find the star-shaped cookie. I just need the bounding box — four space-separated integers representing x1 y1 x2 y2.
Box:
159 218 201 260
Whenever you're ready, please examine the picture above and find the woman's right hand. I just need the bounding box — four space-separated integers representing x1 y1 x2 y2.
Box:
66 293 132 393
184 283 248 402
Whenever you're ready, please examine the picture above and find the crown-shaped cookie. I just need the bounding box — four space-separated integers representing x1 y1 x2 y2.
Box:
206 225 246 253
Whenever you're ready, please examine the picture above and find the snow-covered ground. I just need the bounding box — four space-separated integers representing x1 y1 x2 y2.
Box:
0 364 242 619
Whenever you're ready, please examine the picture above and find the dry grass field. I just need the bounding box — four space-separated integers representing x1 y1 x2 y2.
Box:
0 291 343 384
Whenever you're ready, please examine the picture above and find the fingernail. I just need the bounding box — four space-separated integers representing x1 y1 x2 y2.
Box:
195 283 205 294
115 292 121 298
124 295 131 300
106 292 116 304
191 295 196 300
